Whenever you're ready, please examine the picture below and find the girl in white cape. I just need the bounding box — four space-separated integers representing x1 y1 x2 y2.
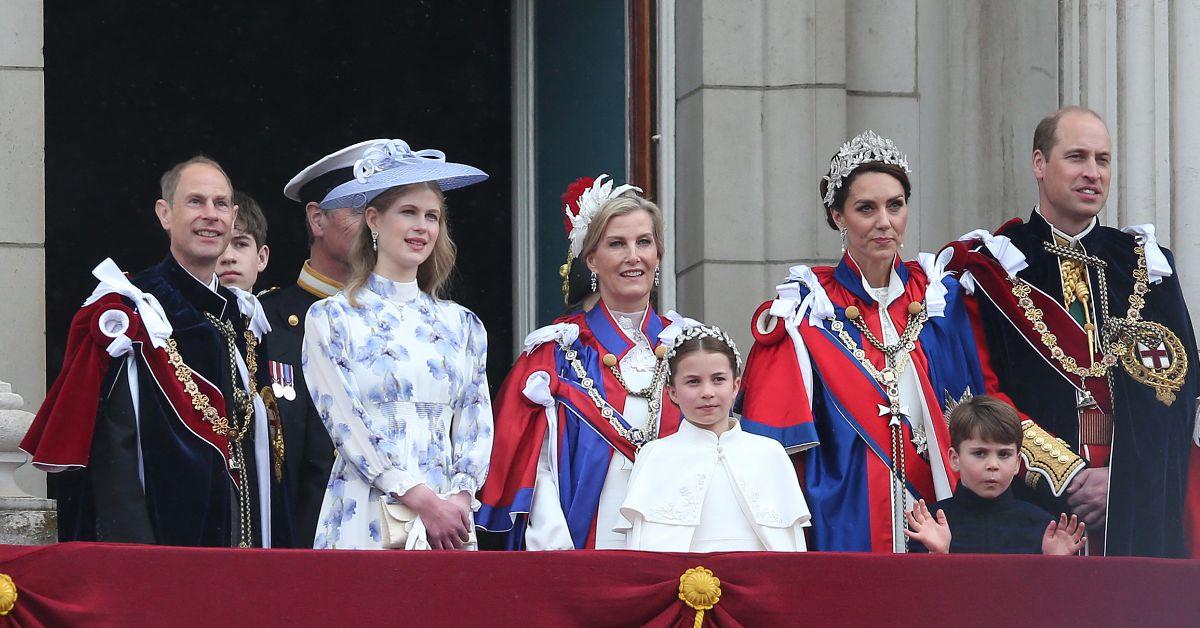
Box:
616 324 810 551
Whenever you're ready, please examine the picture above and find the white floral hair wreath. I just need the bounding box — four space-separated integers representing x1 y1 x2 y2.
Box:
564 174 642 258
822 130 911 208
664 324 743 375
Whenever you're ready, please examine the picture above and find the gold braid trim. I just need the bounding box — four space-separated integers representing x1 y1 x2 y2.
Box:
1019 419 1086 497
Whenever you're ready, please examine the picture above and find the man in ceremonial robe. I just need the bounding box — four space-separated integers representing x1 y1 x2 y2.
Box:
22 157 287 547
257 141 377 547
942 107 1200 557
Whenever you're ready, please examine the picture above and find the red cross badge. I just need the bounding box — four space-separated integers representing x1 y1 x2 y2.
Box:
1137 340 1171 369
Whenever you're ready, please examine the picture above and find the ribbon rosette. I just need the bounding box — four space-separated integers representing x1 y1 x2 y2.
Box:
353 139 448 183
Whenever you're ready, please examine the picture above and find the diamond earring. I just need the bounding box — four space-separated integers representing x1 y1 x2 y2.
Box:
590 272 598 292
371 231 379 251
839 227 848 253
653 267 661 287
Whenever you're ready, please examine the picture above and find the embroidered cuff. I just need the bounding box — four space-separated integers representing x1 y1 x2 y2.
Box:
1019 419 1086 497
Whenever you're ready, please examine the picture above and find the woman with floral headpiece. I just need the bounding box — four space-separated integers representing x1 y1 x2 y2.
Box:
477 176 690 550
738 131 987 552
301 139 493 550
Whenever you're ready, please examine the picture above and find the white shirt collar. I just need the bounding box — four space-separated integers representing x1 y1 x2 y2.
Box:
181 265 220 293
678 416 742 443
1036 204 1098 245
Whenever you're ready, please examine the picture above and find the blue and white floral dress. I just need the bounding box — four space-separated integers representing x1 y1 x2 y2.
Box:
302 274 493 549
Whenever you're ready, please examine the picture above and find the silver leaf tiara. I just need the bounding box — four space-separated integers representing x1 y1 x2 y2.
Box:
822 130 911 208
665 324 742 375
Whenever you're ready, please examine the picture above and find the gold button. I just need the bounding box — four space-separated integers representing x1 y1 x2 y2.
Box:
845 305 860 320
654 346 668 359
907 301 924 316
1035 436 1045 445
1050 448 1060 457
1042 443 1052 452
603 353 618 367
288 314 300 327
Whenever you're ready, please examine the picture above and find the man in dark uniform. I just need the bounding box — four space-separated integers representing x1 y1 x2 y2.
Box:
943 107 1200 557
259 141 382 548
23 156 288 547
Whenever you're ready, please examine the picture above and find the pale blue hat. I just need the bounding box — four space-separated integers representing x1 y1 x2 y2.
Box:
317 139 488 210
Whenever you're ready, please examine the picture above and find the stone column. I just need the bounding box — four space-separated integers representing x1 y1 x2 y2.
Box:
672 1 1058 342
1172 0 1200 313
1059 0 1200 327
675 0 847 351
0 1 47 421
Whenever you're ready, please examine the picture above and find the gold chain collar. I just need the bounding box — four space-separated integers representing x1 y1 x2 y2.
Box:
1011 241 1140 379
559 341 665 452
163 312 260 547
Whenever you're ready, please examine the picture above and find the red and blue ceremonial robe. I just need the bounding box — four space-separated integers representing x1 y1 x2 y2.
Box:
739 256 985 552
478 303 682 549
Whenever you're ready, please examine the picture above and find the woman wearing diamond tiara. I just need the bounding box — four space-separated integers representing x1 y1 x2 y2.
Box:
738 130 987 552
478 176 687 550
302 139 493 550
617 323 811 552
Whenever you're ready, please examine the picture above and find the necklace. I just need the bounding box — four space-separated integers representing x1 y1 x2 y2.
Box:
607 353 668 399
202 312 259 548
828 299 929 553
604 316 667 399
560 342 665 451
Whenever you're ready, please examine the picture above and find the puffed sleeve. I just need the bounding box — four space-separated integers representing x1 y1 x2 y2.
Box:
738 300 820 453
302 298 422 499
449 309 494 505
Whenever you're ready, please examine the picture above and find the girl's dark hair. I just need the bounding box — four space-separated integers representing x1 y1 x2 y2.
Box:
667 336 740 382
819 162 912 230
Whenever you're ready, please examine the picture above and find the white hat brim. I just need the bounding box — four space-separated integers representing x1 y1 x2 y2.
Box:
283 138 390 203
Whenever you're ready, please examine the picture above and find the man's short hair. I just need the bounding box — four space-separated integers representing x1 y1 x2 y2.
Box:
949 395 1023 450
1032 106 1105 159
233 190 268 247
159 156 232 204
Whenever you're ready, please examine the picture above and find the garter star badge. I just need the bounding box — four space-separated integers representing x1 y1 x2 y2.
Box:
1117 321 1187 406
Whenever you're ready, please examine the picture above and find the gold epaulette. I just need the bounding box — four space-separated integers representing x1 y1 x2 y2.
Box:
1019 419 1085 496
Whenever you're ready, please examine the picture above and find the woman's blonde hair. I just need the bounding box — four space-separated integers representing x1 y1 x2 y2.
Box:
566 192 666 309
344 182 455 306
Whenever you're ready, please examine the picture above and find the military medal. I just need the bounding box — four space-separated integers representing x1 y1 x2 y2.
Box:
269 360 285 398
281 363 298 401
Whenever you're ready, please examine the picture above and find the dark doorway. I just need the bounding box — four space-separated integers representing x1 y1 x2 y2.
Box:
44 1 514 386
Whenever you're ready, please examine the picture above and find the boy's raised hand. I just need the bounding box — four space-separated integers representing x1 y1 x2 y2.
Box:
1042 513 1086 555
903 499 951 554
